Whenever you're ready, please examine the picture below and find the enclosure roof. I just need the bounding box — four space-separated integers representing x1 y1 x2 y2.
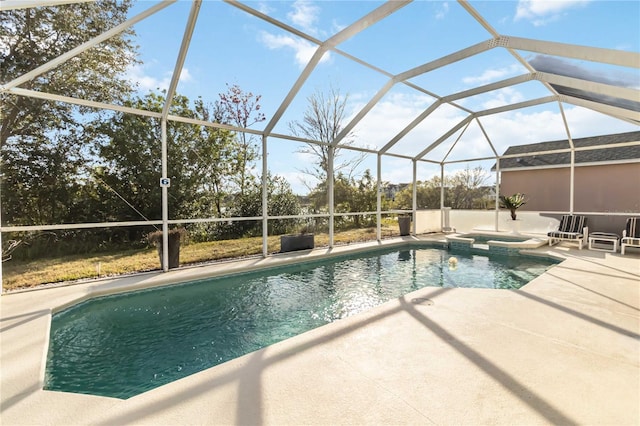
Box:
2 0 639 165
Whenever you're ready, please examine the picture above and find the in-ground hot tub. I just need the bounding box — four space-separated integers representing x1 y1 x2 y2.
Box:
446 232 547 255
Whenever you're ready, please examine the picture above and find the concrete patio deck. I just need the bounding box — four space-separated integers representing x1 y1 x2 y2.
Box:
1 237 639 425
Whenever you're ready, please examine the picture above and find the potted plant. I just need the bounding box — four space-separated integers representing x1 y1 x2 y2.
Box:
499 193 527 220
147 228 186 269
280 225 315 253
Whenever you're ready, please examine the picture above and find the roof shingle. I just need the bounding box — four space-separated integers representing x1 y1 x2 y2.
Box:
494 131 640 170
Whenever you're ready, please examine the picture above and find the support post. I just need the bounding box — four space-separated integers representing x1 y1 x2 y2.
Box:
495 157 500 232
440 163 445 231
559 103 575 214
161 118 169 272
328 146 334 248
0 184 3 293
158 1 200 272
412 160 417 235
262 135 268 257
377 154 382 241
570 150 575 214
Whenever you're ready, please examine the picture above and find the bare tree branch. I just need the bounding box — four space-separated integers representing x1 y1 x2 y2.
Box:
288 84 366 185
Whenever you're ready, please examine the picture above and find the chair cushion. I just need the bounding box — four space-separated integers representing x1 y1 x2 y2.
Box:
558 215 571 232
621 237 640 246
558 215 586 233
625 218 640 238
548 231 583 239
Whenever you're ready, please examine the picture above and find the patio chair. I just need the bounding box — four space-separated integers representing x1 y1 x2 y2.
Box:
621 217 640 255
548 215 588 249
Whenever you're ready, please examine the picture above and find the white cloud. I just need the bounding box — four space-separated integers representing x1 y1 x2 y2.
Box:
480 87 525 109
381 156 415 184
435 2 449 20
479 110 567 155
274 169 316 195
178 67 193 83
331 19 347 34
259 31 329 68
256 2 273 15
272 86 637 188
515 0 590 26
126 63 193 93
339 87 637 176
255 1 338 69
462 63 522 85
561 106 639 138
444 106 637 160
288 0 320 35
268 150 321 195
347 93 458 154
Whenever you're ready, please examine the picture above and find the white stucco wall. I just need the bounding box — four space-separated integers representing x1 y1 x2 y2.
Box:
414 210 441 234
414 209 562 236
458 211 561 235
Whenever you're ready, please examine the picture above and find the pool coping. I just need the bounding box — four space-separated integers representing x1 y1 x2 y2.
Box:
446 231 548 248
1 235 639 425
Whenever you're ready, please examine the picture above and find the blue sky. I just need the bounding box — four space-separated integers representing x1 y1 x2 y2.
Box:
124 0 639 194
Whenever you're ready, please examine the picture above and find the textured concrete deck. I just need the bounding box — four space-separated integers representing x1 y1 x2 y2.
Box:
1 237 639 425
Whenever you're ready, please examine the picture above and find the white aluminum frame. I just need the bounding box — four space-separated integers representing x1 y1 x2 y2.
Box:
1 0 639 287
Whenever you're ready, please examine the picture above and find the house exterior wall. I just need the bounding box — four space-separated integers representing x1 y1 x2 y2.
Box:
573 163 640 212
499 163 640 234
500 168 571 211
500 163 640 213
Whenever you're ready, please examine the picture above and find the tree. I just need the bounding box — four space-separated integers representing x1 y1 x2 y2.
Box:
0 0 138 148
192 96 247 217
446 166 490 209
0 0 138 232
391 167 492 210
224 173 301 238
288 85 365 190
92 92 241 233
345 169 383 227
391 179 442 210
309 169 384 229
214 84 265 195
1 132 84 225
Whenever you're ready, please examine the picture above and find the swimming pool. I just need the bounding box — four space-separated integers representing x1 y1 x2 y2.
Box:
45 245 559 399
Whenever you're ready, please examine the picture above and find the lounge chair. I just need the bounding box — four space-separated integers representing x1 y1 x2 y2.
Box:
548 215 588 249
621 217 640 255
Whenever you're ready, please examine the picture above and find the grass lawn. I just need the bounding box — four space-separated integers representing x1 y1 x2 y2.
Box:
2 226 398 292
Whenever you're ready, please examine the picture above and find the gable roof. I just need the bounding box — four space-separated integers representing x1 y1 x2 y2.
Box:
493 131 640 170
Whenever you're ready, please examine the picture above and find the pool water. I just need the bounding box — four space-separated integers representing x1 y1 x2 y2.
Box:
45 246 558 399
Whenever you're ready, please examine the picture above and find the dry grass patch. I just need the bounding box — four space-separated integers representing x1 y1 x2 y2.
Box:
2 226 398 291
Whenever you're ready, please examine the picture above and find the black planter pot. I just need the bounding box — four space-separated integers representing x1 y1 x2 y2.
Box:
157 231 181 269
280 234 315 252
398 216 411 236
